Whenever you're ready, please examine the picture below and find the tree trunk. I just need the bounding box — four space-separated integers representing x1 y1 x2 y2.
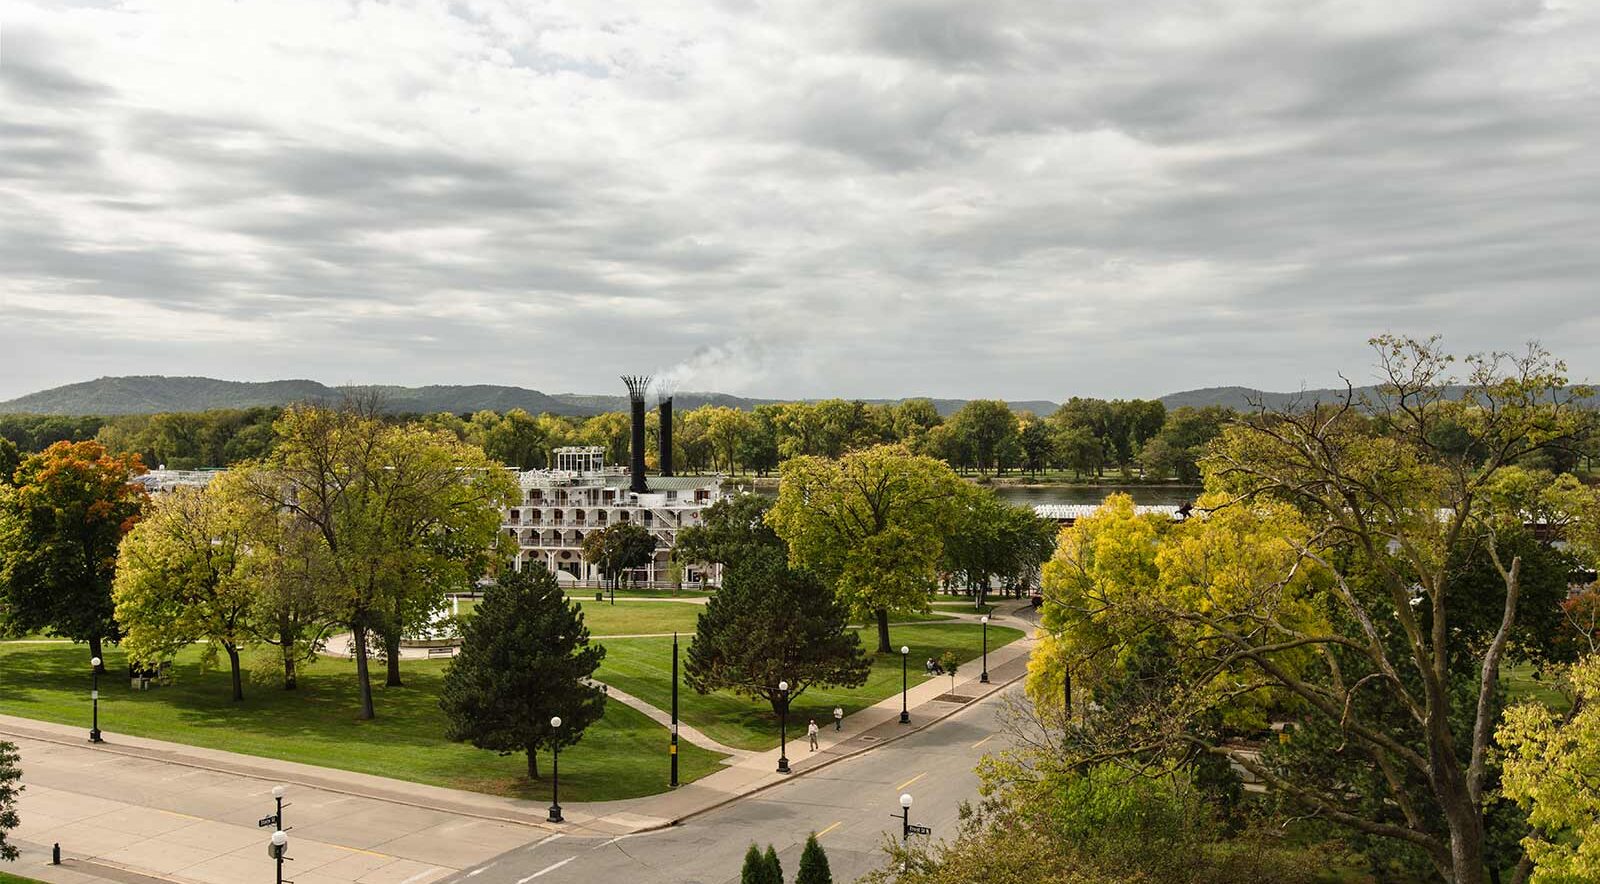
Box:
225 643 244 702
279 621 298 690
527 747 540 779
384 629 403 687
90 635 105 672
875 608 891 654
352 623 376 720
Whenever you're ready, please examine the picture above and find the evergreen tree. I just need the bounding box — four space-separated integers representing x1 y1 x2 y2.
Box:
796 833 831 884
740 843 766 884
0 740 20 861
763 844 783 884
686 548 869 716
439 563 606 779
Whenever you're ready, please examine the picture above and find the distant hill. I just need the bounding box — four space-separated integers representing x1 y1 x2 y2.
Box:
0 376 1061 417
1154 385 1365 411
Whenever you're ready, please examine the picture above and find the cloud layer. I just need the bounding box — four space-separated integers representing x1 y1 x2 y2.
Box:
3 0 1597 400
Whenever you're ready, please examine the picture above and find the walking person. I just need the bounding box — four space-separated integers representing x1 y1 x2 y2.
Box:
807 719 820 751
833 706 843 731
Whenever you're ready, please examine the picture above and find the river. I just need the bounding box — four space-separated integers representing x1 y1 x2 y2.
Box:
746 482 1198 508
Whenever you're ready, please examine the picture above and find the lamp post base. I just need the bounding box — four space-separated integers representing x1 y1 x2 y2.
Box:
777 756 790 774
980 672 989 684
548 805 563 823
88 729 102 744
898 711 909 724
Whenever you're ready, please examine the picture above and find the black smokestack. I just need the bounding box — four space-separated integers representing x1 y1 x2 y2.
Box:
623 375 650 494
659 397 674 477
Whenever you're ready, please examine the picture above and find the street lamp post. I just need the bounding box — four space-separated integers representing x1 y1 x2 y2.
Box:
899 792 914 841
979 615 990 684
899 646 910 724
548 716 564 823
269 830 289 884
89 656 103 744
272 785 286 831
776 680 791 774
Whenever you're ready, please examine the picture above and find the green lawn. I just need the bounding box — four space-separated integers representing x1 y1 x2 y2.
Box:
1503 662 1571 712
930 600 997 613
454 598 704 636
0 873 45 884
595 621 1024 751
0 642 723 803
849 611 958 626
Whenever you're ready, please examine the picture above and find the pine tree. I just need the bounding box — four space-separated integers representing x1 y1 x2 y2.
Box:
763 844 783 884
439 563 606 779
795 833 832 884
0 740 21 861
740 843 766 884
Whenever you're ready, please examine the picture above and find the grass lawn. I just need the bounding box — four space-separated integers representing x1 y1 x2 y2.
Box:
454 598 704 636
0 873 45 884
848 611 957 626
1503 662 1571 712
929 600 997 613
0 642 723 803
595 621 1025 751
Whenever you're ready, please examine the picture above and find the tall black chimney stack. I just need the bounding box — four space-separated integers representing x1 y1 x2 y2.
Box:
623 375 650 494
658 397 674 477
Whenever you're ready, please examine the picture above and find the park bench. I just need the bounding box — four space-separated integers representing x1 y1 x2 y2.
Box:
426 646 455 658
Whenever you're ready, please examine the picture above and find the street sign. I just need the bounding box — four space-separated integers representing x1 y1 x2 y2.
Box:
906 825 931 835
258 816 278 828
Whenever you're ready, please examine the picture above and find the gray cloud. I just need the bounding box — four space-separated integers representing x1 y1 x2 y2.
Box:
1 0 1596 402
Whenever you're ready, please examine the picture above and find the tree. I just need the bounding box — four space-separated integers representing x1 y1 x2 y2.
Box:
0 441 147 662
1139 406 1232 483
1499 655 1600 882
243 402 516 719
113 473 265 701
944 490 1056 607
740 844 773 884
239 499 335 690
581 521 658 601
685 548 870 715
0 438 18 485
1035 337 1594 883
764 845 783 884
948 400 1018 475
766 445 966 653
0 740 19 862
706 406 755 474
439 563 606 779
1017 417 1056 477
796 832 832 884
672 492 785 569
893 399 944 453
481 408 550 470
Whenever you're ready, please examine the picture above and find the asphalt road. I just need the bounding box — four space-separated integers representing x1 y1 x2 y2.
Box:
439 684 1020 884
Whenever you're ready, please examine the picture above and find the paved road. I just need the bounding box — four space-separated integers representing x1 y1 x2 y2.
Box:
440 684 1018 884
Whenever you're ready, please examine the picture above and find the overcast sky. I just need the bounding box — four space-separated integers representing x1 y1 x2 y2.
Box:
2 0 1597 402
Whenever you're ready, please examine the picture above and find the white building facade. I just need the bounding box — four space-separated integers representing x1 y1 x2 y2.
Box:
503 446 724 587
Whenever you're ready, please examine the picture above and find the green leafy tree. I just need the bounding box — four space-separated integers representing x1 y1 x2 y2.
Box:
0 740 19 862
0 437 18 486
439 563 606 779
1017 417 1056 477
113 473 266 700
0 441 147 661
581 521 658 600
1034 337 1594 883
766 445 966 653
242 402 516 719
947 400 1019 475
796 833 832 884
238 499 335 690
481 408 550 470
672 493 785 568
1138 406 1232 483
685 548 870 715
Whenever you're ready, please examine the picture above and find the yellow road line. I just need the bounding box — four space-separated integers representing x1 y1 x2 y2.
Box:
971 734 995 749
815 821 842 839
896 772 926 791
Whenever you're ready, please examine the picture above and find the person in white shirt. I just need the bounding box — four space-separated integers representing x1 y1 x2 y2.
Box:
807 719 820 751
